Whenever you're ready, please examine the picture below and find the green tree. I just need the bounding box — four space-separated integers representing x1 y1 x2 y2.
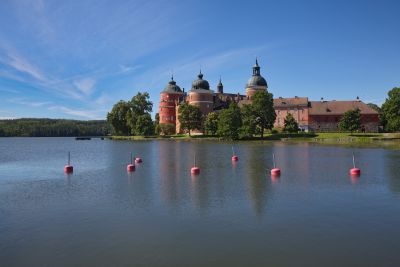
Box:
251 91 276 139
178 103 202 136
154 113 161 135
107 100 131 135
204 112 219 135
126 92 153 134
240 104 257 138
339 109 361 133
134 114 154 136
217 102 242 140
283 113 299 133
382 87 400 132
159 123 176 135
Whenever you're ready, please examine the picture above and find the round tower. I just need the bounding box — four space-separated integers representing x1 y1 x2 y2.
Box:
159 76 184 126
245 59 268 99
188 71 214 115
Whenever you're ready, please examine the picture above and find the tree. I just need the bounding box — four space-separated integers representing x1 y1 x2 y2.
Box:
382 87 400 132
251 91 276 139
107 100 131 135
178 103 202 136
134 114 154 136
339 109 361 133
159 123 176 135
283 113 299 133
217 102 242 140
154 113 161 135
126 92 153 134
204 112 219 135
240 104 257 138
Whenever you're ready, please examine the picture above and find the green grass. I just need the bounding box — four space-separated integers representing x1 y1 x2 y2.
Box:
110 132 399 143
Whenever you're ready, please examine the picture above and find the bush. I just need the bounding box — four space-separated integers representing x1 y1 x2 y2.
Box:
159 123 176 135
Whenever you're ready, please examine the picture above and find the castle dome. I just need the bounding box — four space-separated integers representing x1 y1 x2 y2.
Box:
191 71 210 90
163 76 182 93
246 59 268 88
246 75 267 87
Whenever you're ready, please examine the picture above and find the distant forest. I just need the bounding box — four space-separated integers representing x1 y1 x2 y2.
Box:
0 119 110 137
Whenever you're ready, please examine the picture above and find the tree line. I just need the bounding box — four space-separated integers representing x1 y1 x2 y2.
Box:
0 118 110 137
106 87 400 138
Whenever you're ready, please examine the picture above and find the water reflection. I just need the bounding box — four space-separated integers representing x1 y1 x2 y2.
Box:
244 144 271 217
386 151 400 193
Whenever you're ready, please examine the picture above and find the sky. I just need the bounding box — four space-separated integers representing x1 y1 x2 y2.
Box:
0 0 399 120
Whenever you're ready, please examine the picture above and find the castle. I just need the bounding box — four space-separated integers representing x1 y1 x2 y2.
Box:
159 60 380 133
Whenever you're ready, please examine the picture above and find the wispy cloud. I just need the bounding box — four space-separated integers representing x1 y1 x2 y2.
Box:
8 98 52 107
48 105 107 120
73 78 96 96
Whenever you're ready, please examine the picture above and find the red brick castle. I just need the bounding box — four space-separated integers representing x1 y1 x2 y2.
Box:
159 60 379 133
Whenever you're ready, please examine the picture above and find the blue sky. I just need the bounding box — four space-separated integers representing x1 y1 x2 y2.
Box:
0 0 399 120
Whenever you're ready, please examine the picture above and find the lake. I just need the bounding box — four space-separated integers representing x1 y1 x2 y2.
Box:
1 138 400 266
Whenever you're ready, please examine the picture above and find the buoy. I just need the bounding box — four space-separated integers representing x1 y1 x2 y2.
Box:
191 154 200 175
135 157 142 164
64 151 73 174
349 154 361 176
231 146 239 161
270 153 281 176
127 152 135 172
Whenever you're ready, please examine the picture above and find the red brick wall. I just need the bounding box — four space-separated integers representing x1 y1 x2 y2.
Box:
274 106 309 130
159 92 182 124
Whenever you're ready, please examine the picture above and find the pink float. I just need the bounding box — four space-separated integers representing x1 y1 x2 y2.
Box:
231 146 239 161
127 153 136 172
349 154 361 176
64 152 73 174
135 157 142 164
191 154 200 175
270 153 281 176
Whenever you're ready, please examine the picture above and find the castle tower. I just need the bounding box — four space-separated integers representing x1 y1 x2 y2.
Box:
188 71 214 116
217 77 223 94
159 76 184 128
245 59 268 99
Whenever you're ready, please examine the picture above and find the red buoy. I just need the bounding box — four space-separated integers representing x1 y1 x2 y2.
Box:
271 168 281 176
135 157 142 164
191 154 200 175
350 168 361 176
64 165 73 173
64 152 73 174
270 153 281 176
191 166 200 174
231 146 239 161
127 164 135 172
350 154 361 176
127 153 136 172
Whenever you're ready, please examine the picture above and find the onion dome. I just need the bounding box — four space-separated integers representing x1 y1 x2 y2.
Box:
191 70 210 90
246 59 268 88
163 75 182 93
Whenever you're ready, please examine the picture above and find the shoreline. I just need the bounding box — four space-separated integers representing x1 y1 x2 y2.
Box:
109 133 400 146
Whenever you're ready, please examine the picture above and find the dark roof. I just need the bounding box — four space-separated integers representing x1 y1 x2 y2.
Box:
246 59 268 88
246 75 267 87
274 97 309 107
191 71 210 90
162 77 183 93
309 100 379 115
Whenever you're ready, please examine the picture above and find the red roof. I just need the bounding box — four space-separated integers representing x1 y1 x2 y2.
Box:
274 97 308 107
309 100 378 115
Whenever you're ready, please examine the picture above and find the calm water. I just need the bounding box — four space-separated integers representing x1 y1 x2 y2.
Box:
1 138 400 266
